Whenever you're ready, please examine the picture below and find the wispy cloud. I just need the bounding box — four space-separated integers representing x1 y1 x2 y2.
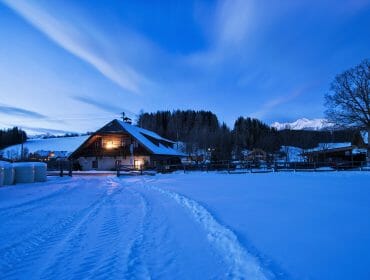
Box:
72 96 137 117
251 88 306 119
0 104 47 119
214 0 255 47
186 0 255 66
14 125 77 135
1 0 147 94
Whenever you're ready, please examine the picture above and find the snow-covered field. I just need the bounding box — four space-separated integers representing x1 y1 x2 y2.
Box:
0 136 88 158
1 172 370 279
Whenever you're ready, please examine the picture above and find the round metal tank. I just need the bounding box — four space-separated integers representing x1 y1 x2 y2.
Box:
13 162 35 184
0 161 15 185
33 162 47 182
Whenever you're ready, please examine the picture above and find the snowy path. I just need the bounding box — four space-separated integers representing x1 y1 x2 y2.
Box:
0 176 269 280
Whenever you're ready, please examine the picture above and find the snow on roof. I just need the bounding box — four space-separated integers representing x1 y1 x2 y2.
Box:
117 120 175 143
0 135 89 159
116 120 185 156
352 148 367 155
317 142 352 149
305 142 353 153
362 132 368 144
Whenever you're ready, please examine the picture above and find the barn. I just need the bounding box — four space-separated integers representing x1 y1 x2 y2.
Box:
69 119 185 171
302 142 367 167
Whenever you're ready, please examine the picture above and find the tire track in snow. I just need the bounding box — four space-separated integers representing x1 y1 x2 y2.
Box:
121 187 151 280
0 178 122 278
141 178 272 280
75 184 150 280
0 185 77 220
37 178 124 279
0 178 77 216
127 178 225 279
0 178 98 248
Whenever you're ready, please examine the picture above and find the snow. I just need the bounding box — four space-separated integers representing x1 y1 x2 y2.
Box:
117 120 185 156
280 146 305 162
361 131 368 144
0 136 89 159
1 172 370 279
317 142 352 149
271 118 332 131
305 142 353 153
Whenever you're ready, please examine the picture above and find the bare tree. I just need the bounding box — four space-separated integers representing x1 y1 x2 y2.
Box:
325 59 370 160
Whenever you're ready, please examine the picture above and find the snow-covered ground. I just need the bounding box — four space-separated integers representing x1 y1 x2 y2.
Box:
1 172 370 279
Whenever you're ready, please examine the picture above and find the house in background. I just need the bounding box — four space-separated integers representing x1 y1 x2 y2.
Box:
302 142 367 166
69 119 185 171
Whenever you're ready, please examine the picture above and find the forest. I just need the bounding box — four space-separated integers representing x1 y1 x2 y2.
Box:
138 110 362 160
0 127 27 150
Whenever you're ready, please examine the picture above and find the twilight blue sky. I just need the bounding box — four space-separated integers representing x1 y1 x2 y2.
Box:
0 0 370 134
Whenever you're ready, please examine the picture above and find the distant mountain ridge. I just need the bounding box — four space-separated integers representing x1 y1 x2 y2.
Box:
271 118 333 131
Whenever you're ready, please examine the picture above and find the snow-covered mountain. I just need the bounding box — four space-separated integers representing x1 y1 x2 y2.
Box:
271 118 332 131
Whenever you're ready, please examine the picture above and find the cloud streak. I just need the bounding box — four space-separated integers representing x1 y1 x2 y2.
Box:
72 95 137 117
1 0 146 94
0 104 47 119
186 0 255 66
251 88 306 119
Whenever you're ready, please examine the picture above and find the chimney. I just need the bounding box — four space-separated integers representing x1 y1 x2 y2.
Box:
124 117 132 124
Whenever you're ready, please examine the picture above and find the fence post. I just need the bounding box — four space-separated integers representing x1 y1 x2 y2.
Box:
60 162 64 177
117 164 120 177
68 161 72 177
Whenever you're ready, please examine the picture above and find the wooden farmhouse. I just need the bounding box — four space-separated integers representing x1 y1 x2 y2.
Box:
302 143 367 166
69 119 185 171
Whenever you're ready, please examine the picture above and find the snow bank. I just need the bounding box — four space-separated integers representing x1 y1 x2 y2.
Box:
144 183 270 279
153 172 370 279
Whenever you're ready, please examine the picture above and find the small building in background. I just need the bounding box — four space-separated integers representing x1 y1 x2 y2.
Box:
302 142 367 166
69 119 185 171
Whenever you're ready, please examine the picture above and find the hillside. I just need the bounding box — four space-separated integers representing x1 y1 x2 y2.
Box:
0 135 89 159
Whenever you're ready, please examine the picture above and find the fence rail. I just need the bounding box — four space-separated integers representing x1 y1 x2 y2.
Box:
116 160 370 176
39 159 370 177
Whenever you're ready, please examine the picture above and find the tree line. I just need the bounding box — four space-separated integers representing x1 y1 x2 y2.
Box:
137 110 362 161
0 127 27 150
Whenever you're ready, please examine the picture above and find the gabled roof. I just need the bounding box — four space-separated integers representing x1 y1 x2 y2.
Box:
71 119 185 158
115 120 184 156
302 142 357 155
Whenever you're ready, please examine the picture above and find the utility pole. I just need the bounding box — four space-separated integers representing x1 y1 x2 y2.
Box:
121 112 125 122
20 128 24 161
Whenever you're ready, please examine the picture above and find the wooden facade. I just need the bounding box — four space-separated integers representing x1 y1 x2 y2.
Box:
303 145 366 166
69 119 184 171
